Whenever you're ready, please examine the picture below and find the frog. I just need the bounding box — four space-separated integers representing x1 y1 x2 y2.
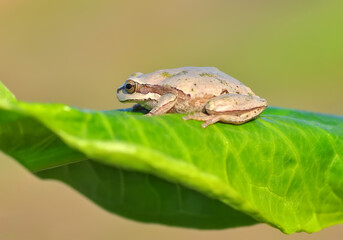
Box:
116 66 267 128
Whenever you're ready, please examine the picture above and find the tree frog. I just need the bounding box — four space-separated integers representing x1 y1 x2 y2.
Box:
116 67 267 128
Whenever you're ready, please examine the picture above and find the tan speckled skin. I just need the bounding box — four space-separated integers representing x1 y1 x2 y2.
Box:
117 67 267 127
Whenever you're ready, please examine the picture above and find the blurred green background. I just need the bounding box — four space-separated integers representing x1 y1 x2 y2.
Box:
0 0 342 239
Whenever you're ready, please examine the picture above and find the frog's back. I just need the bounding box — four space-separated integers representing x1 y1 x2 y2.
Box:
159 67 256 97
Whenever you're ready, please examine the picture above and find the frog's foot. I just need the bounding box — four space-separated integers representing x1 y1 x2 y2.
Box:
184 113 259 128
182 112 207 121
183 113 221 128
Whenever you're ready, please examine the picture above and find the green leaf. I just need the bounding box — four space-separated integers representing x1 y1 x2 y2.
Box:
0 82 16 102
0 81 342 233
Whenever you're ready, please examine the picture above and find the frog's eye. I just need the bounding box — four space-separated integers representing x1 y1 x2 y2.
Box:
125 80 136 94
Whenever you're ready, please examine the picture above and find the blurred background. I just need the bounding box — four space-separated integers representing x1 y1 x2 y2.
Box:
0 0 342 239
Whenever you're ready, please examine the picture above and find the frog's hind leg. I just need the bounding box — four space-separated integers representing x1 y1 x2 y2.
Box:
183 95 267 128
203 94 267 126
203 106 266 127
184 112 256 128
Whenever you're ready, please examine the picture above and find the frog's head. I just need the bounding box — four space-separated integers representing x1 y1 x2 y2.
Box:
116 72 161 103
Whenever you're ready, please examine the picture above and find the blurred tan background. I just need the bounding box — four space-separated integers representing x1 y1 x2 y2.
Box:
0 0 342 239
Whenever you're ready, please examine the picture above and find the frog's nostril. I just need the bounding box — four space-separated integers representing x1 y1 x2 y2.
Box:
117 86 124 94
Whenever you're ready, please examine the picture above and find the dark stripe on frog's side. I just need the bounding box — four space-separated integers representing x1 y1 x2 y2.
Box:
136 83 190 99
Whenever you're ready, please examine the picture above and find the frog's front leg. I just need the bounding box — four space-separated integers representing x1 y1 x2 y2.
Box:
184 94 267 128
146 93 177 115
